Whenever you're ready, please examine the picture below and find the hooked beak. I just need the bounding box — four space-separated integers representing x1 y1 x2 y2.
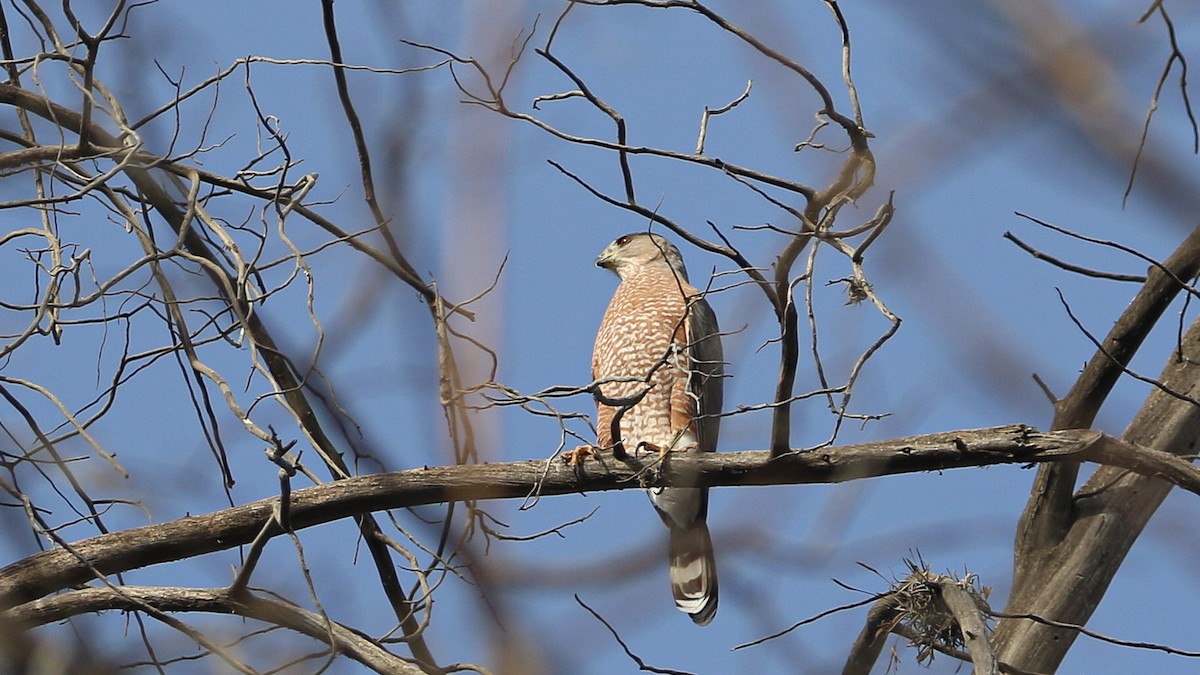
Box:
595 245 617 270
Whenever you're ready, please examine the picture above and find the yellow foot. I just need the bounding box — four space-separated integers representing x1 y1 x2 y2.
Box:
562 445 594 466
635 441 663 456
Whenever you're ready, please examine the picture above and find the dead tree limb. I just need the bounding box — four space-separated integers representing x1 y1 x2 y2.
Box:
1012 222 1200 587
841 593 902 675
937 580 998 675
3 424 1197 615
9 586 424 674
996 314 1200 671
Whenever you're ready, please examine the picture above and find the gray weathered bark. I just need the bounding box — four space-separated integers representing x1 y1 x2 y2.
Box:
994 315 1200 670
5 424 1199 625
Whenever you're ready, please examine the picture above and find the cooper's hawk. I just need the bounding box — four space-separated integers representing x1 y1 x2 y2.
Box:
592 232 723 626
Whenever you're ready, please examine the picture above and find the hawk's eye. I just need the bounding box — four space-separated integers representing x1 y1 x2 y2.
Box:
616 235 632 246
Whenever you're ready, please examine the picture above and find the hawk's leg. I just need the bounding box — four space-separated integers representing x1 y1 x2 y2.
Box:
636 440 697 457
561 445 594 466
636 440 663 457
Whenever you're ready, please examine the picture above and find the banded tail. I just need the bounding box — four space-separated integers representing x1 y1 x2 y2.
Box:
668 521 718 626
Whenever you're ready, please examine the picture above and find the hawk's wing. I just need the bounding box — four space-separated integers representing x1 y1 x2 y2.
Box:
686 294 723 455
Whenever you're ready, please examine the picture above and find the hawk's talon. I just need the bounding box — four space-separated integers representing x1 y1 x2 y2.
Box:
636 440 663 457
562 445 594 466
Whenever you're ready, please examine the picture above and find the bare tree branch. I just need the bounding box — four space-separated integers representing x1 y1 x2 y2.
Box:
9 586 426 674
839 593 902 675
937 580 998 675
1011 221 1200 594
5 424 1197 615
997 314 1200 671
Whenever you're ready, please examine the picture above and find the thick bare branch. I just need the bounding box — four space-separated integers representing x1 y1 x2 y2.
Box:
1012 221 1200 590
997 315 1200 671
937 581 998 675
6 424 1197 613
841 594 902 675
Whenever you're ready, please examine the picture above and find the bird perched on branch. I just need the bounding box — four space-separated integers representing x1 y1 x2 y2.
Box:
592 232 724 626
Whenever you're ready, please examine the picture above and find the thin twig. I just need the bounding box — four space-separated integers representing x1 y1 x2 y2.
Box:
575 595 696 675
1004 232 1146 282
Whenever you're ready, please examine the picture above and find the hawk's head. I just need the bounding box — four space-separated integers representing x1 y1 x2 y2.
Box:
595 232 690 282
